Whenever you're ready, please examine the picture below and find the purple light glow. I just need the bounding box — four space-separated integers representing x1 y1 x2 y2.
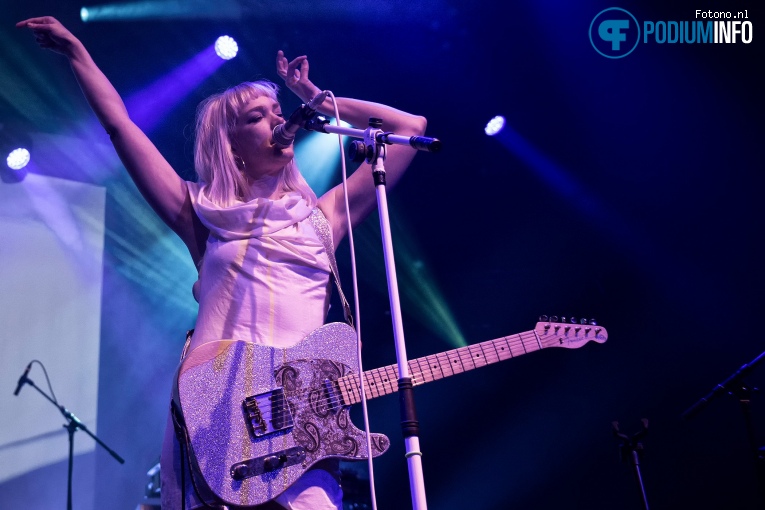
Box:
125 45 226 133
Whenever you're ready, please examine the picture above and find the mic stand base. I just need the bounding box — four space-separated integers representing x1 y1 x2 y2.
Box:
731 386 765 507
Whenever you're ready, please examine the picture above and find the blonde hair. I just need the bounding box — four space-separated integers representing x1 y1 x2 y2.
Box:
193 80 317 208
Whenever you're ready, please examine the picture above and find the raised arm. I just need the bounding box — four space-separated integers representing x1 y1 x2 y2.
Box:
276 51 427 248
16 17 205 261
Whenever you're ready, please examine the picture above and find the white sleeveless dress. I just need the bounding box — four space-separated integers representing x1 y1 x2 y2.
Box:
160 181 343 510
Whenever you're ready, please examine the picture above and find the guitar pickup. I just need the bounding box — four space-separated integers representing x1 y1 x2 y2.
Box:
242 388 294 438
230 446 306 480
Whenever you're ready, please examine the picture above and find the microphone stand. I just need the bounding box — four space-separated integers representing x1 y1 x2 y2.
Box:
305 115 440 510
19 375 125 510
613 419 650 510
683 350 765 506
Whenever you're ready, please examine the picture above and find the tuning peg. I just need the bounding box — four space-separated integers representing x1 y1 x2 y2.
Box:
560 316 567 323
570 317 577 324
589 318 597 326
550 316 559 323
539 315 549 322
579 318 588 325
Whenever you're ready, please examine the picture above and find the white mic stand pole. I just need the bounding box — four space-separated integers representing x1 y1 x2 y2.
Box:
306 115 440 510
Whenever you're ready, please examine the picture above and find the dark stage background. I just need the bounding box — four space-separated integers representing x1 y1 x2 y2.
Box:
1 0 764 508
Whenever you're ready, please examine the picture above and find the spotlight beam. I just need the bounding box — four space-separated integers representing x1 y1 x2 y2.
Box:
124 46 226 133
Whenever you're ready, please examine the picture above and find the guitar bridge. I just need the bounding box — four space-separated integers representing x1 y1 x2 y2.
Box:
242 388 294 438
230 446 306 481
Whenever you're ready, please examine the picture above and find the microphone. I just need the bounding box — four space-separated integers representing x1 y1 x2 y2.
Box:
272 91 329 148
13 362 32 396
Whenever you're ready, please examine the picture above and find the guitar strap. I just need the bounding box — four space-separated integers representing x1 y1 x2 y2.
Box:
171 331 226 509
309 208 354 327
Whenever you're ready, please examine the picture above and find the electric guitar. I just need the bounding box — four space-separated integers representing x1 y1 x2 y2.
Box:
174 317 607 507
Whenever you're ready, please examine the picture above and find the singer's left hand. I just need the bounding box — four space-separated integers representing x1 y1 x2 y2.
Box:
276 50 322 104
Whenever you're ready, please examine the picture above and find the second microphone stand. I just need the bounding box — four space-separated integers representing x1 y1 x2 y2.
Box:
19 371 125 510
683 350 765 506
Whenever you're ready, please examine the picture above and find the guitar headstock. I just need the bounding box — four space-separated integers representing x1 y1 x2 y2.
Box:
535 316 608 350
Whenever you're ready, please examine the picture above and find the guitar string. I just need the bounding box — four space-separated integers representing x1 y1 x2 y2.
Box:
256 327 606 421
259 331 597 419
251 327 605 422
251 326 603 423
249 331 553 422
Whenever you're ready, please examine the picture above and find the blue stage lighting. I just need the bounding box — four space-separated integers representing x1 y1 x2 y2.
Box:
7 148 30 170
214 36 238 60
485 115 506 136
80 7 90 22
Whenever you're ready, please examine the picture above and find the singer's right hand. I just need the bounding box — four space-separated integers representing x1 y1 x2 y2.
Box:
276 50 323 105
16 16 80 58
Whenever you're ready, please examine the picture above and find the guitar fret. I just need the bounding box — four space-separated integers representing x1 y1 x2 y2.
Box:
356 373 367 401
377 367 394 396
522 332 540 353
337 376 350 405
485 341 499 363
458 347 473 371
460 348 473 370
368 368 382 396
486 338 502 364
532 330 543 350
409 358 426 385
384 366 398 394
424 354 438 379
369 369 384 398
467 344 488 369
343 377 356 403
494 336 513 361
422 354 443 381
353 374 366 401
344 374 359 404
507 335 526 357
438 352 456 377
445 349 466 374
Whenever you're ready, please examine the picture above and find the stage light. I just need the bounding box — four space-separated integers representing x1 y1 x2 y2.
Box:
6 148 30 170
80 7 90 22
485 115 506 136
214 36 238 60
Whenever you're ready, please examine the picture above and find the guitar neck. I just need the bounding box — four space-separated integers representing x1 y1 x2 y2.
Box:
337 329 544 406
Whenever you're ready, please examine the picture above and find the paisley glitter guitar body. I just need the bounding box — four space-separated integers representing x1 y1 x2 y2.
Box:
174 319 607 507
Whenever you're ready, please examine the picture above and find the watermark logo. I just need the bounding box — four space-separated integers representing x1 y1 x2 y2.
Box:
590 7 641 59
590 7 753 58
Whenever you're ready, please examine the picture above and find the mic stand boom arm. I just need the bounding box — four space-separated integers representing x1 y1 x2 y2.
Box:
304 116 442 153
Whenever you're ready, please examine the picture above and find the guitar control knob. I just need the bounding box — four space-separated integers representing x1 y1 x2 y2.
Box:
263 455 283 472
231 464 249 480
